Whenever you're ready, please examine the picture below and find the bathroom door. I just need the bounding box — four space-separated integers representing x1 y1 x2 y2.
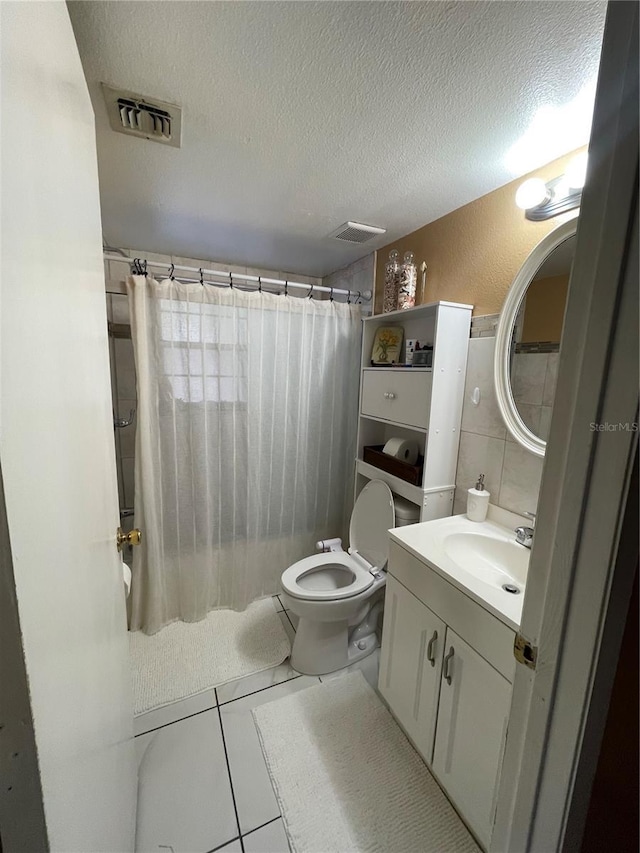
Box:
0 4 136 852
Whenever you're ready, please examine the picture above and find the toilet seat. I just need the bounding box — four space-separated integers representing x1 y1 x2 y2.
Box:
281 480 395 603
281 552 374 601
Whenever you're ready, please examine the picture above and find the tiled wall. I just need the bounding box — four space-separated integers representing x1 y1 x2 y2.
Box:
511 351 558 442
322 254 375 314
453 322 552 517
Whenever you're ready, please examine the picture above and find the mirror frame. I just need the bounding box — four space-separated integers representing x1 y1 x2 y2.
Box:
494 215 578 457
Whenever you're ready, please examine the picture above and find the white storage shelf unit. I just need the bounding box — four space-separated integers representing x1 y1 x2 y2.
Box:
356 301 472 521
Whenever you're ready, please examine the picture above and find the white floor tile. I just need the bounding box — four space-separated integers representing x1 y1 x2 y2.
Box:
134 688 217 736
243 818 290 853
220 676 320 835
277 610 296 645
215 840 242 852
217 661 302 705
319 647 380 691
135 708 237 853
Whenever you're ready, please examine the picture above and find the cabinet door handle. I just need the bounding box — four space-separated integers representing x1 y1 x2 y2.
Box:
443 646 454 685
426 630 438 667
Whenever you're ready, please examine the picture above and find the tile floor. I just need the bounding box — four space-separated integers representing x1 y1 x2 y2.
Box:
134 595 380 853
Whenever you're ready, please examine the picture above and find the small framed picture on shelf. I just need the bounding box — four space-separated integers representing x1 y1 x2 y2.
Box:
371 326 403 365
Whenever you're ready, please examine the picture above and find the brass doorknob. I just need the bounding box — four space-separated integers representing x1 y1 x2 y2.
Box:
117 527 142 551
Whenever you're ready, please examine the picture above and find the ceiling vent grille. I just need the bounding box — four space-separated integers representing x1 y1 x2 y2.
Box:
329 222 387 244
102 84 182 148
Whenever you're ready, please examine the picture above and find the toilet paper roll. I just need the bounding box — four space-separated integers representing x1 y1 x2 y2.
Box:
382 437 420 466
122 561 132 598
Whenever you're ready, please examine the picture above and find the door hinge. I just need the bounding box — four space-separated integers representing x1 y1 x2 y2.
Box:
514 633 538 669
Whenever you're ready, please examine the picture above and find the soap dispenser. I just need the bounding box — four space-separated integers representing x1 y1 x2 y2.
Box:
467 473 490 522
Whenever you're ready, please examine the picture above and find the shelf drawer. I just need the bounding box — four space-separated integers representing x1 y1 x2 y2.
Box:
361 369 432 429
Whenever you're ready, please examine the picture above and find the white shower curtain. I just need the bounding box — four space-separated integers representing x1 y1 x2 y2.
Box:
127 275 362 634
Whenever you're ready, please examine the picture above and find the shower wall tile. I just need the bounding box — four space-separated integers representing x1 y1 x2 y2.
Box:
121 457 135 509
107 259 132 285
111 293 130 324
539 405 553 441
461 337 506 439
114 338 136 398
511 352 548 406
543 352 560 407
499 442 544 516
117 399 137 457
454 333 548 518
455 431 505 501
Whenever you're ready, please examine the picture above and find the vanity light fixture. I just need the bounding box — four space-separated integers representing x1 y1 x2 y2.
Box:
515 153 587 221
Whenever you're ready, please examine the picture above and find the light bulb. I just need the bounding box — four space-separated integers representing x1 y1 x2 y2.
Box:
566 152 588 190
515 178 550 210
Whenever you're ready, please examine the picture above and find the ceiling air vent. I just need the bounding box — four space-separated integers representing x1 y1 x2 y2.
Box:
329 222 387 244
102 84 182 148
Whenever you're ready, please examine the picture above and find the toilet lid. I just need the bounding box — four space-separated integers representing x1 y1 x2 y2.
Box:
349 480 395 570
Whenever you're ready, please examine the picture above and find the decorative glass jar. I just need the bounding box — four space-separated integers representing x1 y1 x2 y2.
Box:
398 251 417 310
383 250 400 313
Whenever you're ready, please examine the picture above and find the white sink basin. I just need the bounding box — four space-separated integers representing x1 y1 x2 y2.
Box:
389 508 533 630
443 532 528 590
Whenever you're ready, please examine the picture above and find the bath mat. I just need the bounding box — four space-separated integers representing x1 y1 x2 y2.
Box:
130 598 290 714
253 672 480 853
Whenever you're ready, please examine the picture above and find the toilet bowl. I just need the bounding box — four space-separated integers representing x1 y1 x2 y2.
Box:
280 479 396 676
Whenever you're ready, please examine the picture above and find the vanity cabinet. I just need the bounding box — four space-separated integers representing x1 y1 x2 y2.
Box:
432 628 511 849
378 575 445 760
379 541 515 850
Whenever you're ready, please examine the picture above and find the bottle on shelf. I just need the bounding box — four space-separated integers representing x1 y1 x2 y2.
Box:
383 250 400 313
398 251 417 310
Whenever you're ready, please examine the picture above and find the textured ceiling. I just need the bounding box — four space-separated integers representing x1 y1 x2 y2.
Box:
68 1 605 277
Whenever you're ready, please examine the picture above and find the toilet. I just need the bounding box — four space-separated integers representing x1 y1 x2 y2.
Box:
280 479 418 675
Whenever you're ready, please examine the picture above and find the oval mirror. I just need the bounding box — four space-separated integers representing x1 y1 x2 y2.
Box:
494 217 577 456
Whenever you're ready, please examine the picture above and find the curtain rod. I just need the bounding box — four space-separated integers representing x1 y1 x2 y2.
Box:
103 253 372 302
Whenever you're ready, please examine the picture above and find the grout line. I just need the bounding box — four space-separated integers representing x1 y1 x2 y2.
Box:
216 688 246 853
135 665 304 736
218 674 303 707
283 610 296 632
241 815 281 839
206 837 240 853
134 700 218 737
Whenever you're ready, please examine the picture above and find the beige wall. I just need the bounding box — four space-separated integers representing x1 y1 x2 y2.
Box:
522 273 569 343
375 147 585 316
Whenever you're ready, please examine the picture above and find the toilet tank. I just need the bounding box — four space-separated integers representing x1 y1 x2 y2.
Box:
393 496 420 527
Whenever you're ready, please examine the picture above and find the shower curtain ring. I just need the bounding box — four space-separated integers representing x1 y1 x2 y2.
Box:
357 291 362 304
330 286 334 302
169 263 175 280
258 276 262 293
347 290 351 304
199 268 204 286
308 284 314 299
284 280 288 297
141 259 147 275
229 272 233 289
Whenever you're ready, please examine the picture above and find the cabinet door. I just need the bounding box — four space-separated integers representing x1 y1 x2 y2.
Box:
379 575 445 762
432 628 511 849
